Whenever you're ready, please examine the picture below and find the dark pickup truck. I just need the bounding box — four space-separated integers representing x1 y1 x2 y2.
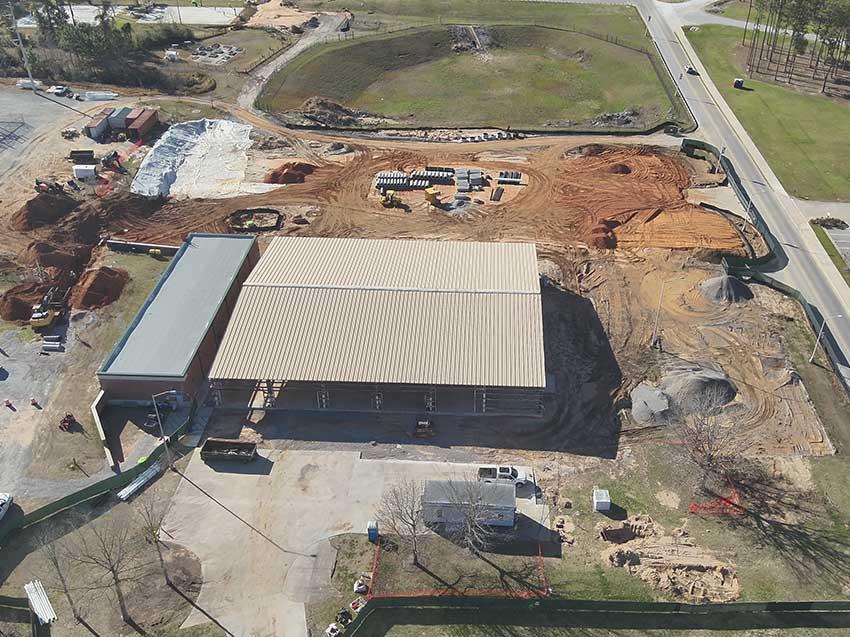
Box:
200 438 257 463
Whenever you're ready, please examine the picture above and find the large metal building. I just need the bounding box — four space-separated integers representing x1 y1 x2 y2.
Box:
209 237 547 415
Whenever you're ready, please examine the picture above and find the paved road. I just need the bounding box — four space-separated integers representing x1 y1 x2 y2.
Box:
645 0 850 384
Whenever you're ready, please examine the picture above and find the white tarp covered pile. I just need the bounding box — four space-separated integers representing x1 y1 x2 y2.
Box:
131 119 278 199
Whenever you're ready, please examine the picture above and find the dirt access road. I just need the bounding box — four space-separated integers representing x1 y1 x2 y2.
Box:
238 13 346 112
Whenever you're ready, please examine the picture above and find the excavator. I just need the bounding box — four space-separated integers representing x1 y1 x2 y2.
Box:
380 190 403 208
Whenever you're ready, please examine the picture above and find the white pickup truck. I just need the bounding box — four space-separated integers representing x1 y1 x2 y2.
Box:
477 465 530 488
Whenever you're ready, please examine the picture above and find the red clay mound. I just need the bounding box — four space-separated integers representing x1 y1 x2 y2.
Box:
11 192 80 231
0 282 49 321
263 162 316 185
21 241 87 271
69 266 129 310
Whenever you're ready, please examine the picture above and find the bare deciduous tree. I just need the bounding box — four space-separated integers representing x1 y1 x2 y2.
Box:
669 385 744 489
440 478 503 555
136 495 169 585
375 478 426 566
67 516 146 623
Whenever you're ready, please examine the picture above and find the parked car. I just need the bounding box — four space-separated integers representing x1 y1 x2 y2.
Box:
0 493 13 521
477 465 530 488
46 85 70 97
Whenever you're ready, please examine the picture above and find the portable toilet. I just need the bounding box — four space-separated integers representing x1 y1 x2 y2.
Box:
367 520 379 543
592 488 611 512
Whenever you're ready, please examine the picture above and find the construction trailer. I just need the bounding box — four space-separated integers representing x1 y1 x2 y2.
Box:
97 234 259 400
209 237 547 416
422 480 516 528
84 115 109 140
108 106 134 130
127 109 159 141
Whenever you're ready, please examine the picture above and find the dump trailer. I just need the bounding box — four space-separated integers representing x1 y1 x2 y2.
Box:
200 437 257 463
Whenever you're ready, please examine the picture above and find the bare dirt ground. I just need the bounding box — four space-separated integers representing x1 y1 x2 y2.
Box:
246 2 319 28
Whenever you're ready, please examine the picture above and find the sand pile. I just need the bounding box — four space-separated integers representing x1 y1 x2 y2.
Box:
600 516 740 603
264 162 316 185
699 275 753 305
660 362 737 411
69 266 129 310
11 192 79 231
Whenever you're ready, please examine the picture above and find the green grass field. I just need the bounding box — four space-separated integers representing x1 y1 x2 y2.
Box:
686 24 850 201
712 0 754 21
300 0 650 38
259 23 680 130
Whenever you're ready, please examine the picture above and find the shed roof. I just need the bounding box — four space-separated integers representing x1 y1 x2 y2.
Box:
98 234 255 380
210 237 545 388
423 480 516 508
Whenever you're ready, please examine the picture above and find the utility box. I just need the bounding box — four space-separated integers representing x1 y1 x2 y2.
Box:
592 488 611 512
367 520 379 543
73 164 98 180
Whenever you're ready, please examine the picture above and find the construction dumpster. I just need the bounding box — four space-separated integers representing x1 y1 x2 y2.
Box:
200 437 257 463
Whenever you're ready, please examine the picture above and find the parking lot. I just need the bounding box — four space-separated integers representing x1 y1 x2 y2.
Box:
825 225 850 263
161 449 545 637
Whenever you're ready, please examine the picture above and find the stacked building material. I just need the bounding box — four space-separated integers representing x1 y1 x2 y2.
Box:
497 170 523 185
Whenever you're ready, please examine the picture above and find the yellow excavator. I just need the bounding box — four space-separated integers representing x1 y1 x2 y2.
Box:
380 190 403 208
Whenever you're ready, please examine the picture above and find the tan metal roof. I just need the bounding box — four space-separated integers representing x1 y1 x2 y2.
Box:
246 236 540 293
210 237 545 388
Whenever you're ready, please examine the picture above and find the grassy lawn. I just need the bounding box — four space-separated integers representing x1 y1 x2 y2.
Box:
379 627 850 637
300 0 650 38
259 23 680 130
810 223 850 287
686 24 850 201
140 98 224 123
373 534 544 596
712 0 754 21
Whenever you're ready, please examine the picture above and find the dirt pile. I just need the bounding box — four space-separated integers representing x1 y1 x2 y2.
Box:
264 162 316 185
660 362 737 410
699 275 754 305
558 146 745 253
0 281 48 321
299 97 364 127
69 266 129 310
11 191 80 231
600 516 740 602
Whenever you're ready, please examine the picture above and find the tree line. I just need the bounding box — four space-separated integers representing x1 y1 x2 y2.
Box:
741 0 850 92
2 0 193 86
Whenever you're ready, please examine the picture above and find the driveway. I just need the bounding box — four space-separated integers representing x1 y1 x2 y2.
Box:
162 450 543 637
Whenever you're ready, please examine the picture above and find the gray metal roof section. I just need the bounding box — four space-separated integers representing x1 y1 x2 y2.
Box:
423 480 516 508
210 237 545 388
99 234 255 379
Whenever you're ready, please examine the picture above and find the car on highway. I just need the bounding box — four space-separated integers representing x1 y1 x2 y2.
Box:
477 465 531 488
685 66 699 75
0 493 13 522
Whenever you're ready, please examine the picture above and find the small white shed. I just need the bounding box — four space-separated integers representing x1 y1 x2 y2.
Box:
592 488 611 512
422 480 516 528
73 164 98 180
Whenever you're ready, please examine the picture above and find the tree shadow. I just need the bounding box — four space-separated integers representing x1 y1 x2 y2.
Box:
168 582 235 637
699 461 850 589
